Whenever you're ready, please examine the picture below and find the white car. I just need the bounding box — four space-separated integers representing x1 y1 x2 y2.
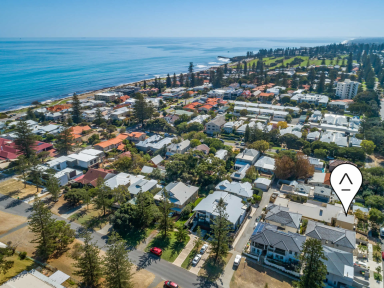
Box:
234 254 241 266
192 254 202 266
200 244 209 254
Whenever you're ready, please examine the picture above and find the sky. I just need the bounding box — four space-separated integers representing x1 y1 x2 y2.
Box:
1 0 384 38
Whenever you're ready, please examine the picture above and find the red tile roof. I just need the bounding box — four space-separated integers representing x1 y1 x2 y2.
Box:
76 168 113 187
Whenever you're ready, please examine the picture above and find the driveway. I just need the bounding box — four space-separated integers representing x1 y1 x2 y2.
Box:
173 235 197 266
190 245 210 275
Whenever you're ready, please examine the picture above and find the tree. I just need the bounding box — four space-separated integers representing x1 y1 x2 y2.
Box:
29 158 43 193
14 120 35 158
46 173 61 202
135 191 157 228
175 224 188 242
277 121 288 129
361 140 376 155
314 149 328 159
157 190 174 237
133 94 154 125
240 109 247 117
103 231 133 288
297 238 327 288
16 155 30 188
190 139 201 148
249 140 269 154
28 199 57 258
294 154 315 180
210 198 230 263
107 125 116 138
53 220 75 252
113 156 132 172
347 52 353 72
244 125 250 143
73 231 103 287
71 93 82 124
194 226 203 249
188 62 194 74
56 126 75 156
64 189 84 206
94 107 104 126
166 74 172 88
274 156 295 180
369 208 384 225
94 180 113 216
0 245 14 275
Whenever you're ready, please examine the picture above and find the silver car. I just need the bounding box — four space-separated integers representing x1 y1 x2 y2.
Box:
234 254 241 266
192 254 202 266
200 244 209 254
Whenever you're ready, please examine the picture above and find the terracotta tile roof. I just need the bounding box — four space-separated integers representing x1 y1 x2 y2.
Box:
120 95 130 102
324 173 331 185
199 104 213 110
127 132 146 138
47 104 71 112
117 144 125 151
71 125 91 135
94 133 128 148
259 93 274 97
77 168 113 187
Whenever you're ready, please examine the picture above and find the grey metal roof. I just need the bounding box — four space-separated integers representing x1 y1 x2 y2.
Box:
164 182 198 206
314 186 332 197
254 178 271 186
151 155 164 165
128 179 157 195
254 156 275 169
322 246 353 278
249 223 306 253
305 220 355 249
207 116 226 126
141 166 154 174
265 206 302 229
215 180 253 198
193 191 245 225
295 184 311 194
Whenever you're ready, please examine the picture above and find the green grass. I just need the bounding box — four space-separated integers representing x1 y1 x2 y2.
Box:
177 212 194 226
343 114 354 117
145 231 190 262
69 208 110 231
0 255 38 285
354 202 366 208
181 244 201 270
194 197 204 207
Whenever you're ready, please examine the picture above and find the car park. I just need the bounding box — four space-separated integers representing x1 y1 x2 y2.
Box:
192 254 202 266
200 244 209 254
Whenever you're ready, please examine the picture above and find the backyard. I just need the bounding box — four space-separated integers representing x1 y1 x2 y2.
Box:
230 258 293 288
0 255 37 285
145 231 190 262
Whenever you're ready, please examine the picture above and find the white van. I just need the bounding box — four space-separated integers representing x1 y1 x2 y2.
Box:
380 227 384 237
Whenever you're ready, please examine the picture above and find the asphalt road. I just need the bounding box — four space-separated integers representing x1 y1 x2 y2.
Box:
0 193 221 288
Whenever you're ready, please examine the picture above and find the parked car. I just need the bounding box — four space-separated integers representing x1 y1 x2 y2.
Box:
200 244 209 254
240 142 245 146
382 251 384 260
150 247 162 256
164 280 178 288
192 254 202 266
234 254 242 266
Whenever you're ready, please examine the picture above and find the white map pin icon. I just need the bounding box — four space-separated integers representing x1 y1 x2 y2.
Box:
330 163 363 216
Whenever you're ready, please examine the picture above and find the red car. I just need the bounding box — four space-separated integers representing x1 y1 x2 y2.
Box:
164 280 178 288
382 251 384 260
150 247 162 256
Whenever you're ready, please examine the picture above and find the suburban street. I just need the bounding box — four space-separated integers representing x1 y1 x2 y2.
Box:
0 193 222 288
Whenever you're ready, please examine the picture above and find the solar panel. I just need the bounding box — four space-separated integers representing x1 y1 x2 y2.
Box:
252 222 265 236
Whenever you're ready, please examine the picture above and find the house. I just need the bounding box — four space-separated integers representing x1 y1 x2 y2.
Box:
53 168 83 186
76 168 116 187
128 179 158 197
67 153 99 169
290 94 329 106
329 159 355 172
166 140 190 157
223 120 244 134
0 138 54 161
159 182 199 213
79 149 105 163
93 133 128 152
313 186 332 202
235 149 259 170
45 112 67 122
308 157 324 171
194 144 210 155
141 165 154 174
305 220 355 253
193 191 247 230
295 184 311 195
136 135 173 152
249 223 305 263
35 124 64 135
198 104 214 112
306 131 320 142
349 136 362 147
254 178 272 191
70 125 91 143
308 172 331 188
254 156 275 174
205 116 226 135
273 111 289 122
0 269 66 288
127 132 146 143
110 107 129 120
265 206 302 233
231 164 250 181
104 172 139 189
215 149 228 160
188 114 210 125
322 246 354 288
94 92 122 102
164 114 180 124
215 180 253 201
150 155 164 167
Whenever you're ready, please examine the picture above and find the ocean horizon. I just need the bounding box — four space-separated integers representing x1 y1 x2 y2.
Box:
0 37 346 112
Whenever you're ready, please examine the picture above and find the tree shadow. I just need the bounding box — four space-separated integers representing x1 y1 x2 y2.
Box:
192 275 220 288
5 199 24 209
146 234 171 251
0 194 11 202
169 239 188 259
199 256 226 281
136 251 160 270
117 227 149 250
68 209 88 222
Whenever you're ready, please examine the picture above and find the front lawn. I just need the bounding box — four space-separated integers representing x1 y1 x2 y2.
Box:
0 255 37 285
199 253 232 280
145 231 190 262
69 206 110 231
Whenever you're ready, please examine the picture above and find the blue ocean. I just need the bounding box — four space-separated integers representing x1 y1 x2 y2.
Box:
0 37 345 111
